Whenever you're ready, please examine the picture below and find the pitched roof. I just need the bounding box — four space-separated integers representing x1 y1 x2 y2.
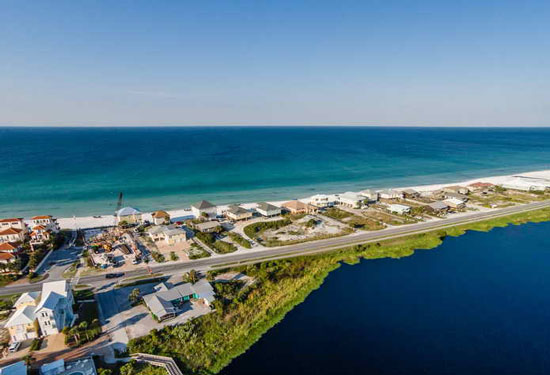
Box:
0 361 27 375
32 225 47 230
0 228 22 235
256 202 280 211
5 305 36 327
14 291 40 307
281 200 308 210
0 242 21 251
31 215 52 220
0 253 15 261
192 200 216 209
195 221 220 231
152 210 170 218
428 201 449 210
117 207 141 217
0 218 23 223
36 281 69 312
143 294 175 318
227 205 250 215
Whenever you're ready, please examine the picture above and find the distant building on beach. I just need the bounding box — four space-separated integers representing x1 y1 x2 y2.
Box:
307 194 337 208
255 202 282 217
191 200 217 218
193 221 221 233
30 215 59 233
378 189 403 200
443 198 466 209
338 192 365 208
360 189 379 202
151 210 171 225
147 225 187 245
427 201 449 213
0 227 25 244
500 177 549 192
388 204 411 215
225 205 253 222
0 218 26 231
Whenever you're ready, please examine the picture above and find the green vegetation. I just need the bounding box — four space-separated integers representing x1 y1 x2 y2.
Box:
64 301 101 347
170 251 179 261
129 207 550 374
62 260 79 279
262 227 353 247
183 269 199 284
227 232 252 249
29 337 43 352
346 215 385 230
129 288 141 305
212 240 237 254
115 276 166 289
73 288 94 301
195 232 216 245
243 218 291 239
151 251 166 263
322 207 353 220
188 243 211 259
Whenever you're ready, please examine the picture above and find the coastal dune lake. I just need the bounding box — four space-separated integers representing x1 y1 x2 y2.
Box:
221 221 550 375
1 126 550 217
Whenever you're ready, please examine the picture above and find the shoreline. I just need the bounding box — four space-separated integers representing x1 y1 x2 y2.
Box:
51 169 550 230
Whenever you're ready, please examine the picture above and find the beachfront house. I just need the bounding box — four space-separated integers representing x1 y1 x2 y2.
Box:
442 186 470 195
388 204 411 215
143 279 215 321
0 218 26 232
35 281 75 336
427 201 449 214
30 225 52 245
307 194 336 208
225 205 253 222
377 189 403 200
443 192 468 202
361 189 379 202
0 242 23 254
0 228 25 244
30 216 59 233
401 188 420 198
0 253 18 268
468 182 495 192
191 200 217 218
500 177 548 192
147 225 187 245
0 361 27 375
255 202 282 217
194 221 221 233
116 207 142 225
151 210 171 225
443 198 466 209
281 200 318 215
338 192 365 208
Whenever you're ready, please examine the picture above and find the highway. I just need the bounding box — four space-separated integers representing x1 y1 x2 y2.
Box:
1 200 549 296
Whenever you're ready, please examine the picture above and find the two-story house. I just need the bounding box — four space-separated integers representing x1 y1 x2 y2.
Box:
0 228 25 244
0 218 27 231
35 281 75 336
30 216 59 233
5 292 40 342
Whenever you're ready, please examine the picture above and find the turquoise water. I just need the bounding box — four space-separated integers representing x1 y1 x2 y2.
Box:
1 126 550 217
221 221 550 374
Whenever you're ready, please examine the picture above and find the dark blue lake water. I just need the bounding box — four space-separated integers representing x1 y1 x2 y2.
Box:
221 221 550 375
1 126 550 217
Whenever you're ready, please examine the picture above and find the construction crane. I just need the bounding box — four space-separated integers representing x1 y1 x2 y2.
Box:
115 192 123 216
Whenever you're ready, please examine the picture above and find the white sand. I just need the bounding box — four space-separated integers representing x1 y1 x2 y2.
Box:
55 169 550 230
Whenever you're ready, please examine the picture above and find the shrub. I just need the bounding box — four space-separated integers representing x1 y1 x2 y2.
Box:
243 219 291 239
227 232 252 249
212 240 237 254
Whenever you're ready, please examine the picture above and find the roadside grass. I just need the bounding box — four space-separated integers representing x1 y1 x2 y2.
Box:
62 261 79 279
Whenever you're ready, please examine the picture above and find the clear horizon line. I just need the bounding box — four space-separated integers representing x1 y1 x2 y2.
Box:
1 124 550 128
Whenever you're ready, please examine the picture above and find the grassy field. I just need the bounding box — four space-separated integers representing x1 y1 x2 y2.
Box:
128 207 550 374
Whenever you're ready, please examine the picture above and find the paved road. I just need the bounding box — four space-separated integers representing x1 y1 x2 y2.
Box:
1 200 549 296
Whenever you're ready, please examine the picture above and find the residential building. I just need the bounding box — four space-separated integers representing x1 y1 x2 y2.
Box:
40 357 97 375
401 188 420 198
360 189 379 202
427 201 449 213
193 221 221 233
0 252 18 267
444 198 466 209
388 204 411 215
147 225 187 245
30 216 59 233
30 225 52 245
468 182 495 191
0 242 23 254
443 192 468 202
35 281 75 336
14 291 41 309
338 192 365 208
143 280 215 321
225 205 253 222
442 185 470 195
0 218 26 231
307 194 336 208
281 200 318 214
255 202 282 217
151 210 171 225
500 178 547 192
377 189 403 199
116 207 142 225
0 228 25 244
0 361 27 375
191 200 217 218
5 305 38 342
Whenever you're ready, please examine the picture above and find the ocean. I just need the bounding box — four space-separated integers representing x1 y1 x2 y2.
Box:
220 221 550 375
1 126 550 217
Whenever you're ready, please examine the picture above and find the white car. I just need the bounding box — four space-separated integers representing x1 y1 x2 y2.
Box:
8 341 21 353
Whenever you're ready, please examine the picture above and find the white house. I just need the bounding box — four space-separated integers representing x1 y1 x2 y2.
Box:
30 216 59 233
307 194 337 208
338 192 365 208
0 218 26 231
443 198 466 209
225 205 253 221
255 202 282 217
151 210 171 225
191 200 217 218
377 189 403 199
360 189 379 202
35 281 75 336
388 204 411 215
5 305 38 342
147 225 187 245
0 228 25 244
500 178 547 192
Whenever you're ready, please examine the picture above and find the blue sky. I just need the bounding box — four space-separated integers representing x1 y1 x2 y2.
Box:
1 0 549 126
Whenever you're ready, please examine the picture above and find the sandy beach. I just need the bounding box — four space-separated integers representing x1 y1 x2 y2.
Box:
53 169 550 230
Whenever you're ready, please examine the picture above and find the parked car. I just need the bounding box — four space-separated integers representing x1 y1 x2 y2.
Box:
8 341 21 353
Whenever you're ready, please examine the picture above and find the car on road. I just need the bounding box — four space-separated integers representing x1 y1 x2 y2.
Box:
105 272 124 279
8 341 21 353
